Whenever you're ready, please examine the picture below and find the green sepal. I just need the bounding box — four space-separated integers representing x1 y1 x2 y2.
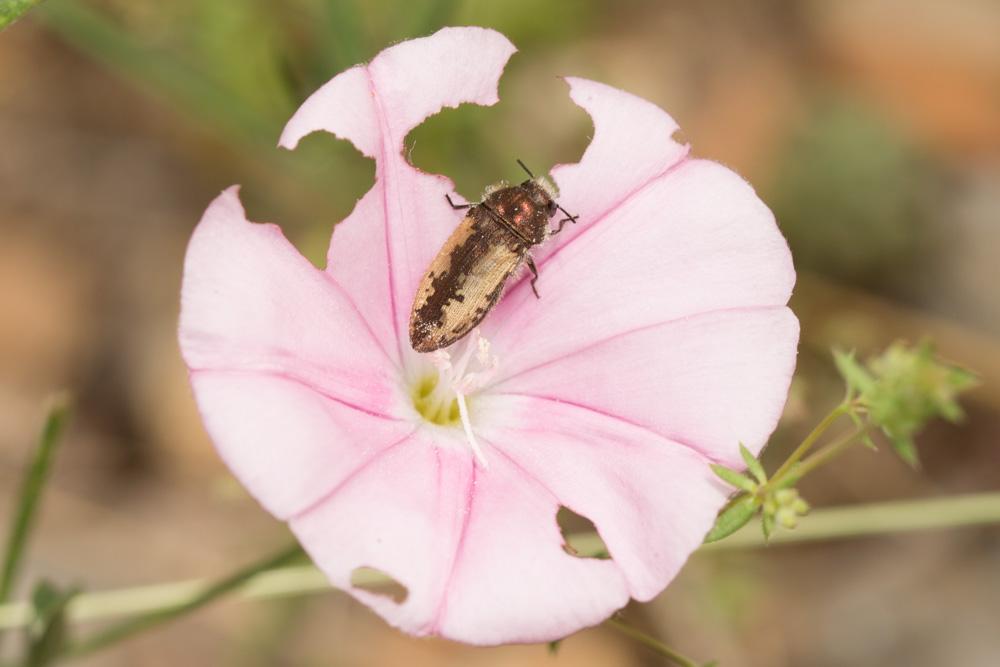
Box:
888 433 920 469
710 464 756 493
704 495 757 543
849 411 878 450
761 511 776 542
547 639 562 655
739 443 767 484
833 349 875 397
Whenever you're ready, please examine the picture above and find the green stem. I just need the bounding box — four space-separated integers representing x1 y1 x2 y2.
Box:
606 617 704 667
769 402 851 483
790 425 870 482
1 494 999 635
0 396 71 604
712 402 853 523
63 543 305 660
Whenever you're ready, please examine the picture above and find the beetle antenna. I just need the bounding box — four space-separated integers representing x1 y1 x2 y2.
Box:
557 204 578 223
552 205 580 235
516 159 535 179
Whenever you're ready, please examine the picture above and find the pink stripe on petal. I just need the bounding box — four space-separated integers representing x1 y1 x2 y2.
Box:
428 446 629 644
493 306 799 468
190 370 416 519
290 436 476 637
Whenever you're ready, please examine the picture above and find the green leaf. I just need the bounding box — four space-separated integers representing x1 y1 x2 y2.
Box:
739 443 767 484
833 349 875 396
704 495 757 543
547 639 562 655
709 464 756 493
1 395 72 604
38 2 279 147
26 580 80 667
0 0 43 31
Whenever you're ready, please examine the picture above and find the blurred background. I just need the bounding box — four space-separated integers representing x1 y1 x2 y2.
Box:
1 0 999 665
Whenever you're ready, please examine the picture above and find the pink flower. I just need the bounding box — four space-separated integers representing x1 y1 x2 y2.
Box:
179 27 798 645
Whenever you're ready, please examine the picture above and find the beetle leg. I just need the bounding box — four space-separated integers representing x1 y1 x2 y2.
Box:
526 257 541 299
445 194 472 210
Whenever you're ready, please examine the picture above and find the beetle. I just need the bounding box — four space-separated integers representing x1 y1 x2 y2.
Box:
409 161 578 353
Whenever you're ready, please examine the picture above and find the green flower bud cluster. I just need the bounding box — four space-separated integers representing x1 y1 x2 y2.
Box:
834 341 977 467
764 488 810 531
705 444 802 542
705 341 975 545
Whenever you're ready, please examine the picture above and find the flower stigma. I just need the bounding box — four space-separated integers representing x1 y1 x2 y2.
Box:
410 329 498 466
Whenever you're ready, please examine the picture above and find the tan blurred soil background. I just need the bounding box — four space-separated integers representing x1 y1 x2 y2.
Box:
1 1 1000 665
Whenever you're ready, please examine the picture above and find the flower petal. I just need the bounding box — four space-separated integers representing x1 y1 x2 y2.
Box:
477 393 728 602
493 307 799 467
279 27 517 365
179 187 399 414
292 431 631 645
190 370 414 519
488 155 796 379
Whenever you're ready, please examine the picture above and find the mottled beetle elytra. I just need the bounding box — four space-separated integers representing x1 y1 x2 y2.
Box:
408 161 578 353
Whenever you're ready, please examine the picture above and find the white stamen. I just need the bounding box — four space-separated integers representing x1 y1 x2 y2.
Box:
429 349 451 375
428 329 499 466
456 392 488 468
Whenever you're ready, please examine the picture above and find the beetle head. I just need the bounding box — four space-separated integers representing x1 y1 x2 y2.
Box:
520 178 559 218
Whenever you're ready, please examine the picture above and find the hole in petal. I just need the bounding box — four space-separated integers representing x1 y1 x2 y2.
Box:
272 131 374 268
556 506 611 560
405 90 589 197
349 566 409 604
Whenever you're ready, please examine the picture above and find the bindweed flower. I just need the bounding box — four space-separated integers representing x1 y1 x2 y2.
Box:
179 27 799 644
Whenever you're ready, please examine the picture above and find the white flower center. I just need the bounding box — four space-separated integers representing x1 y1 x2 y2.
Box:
410 329 498 466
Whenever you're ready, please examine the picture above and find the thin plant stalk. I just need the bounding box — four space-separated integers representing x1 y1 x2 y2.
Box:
0 396 71 658
606 616 705 667
64 543 305 660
